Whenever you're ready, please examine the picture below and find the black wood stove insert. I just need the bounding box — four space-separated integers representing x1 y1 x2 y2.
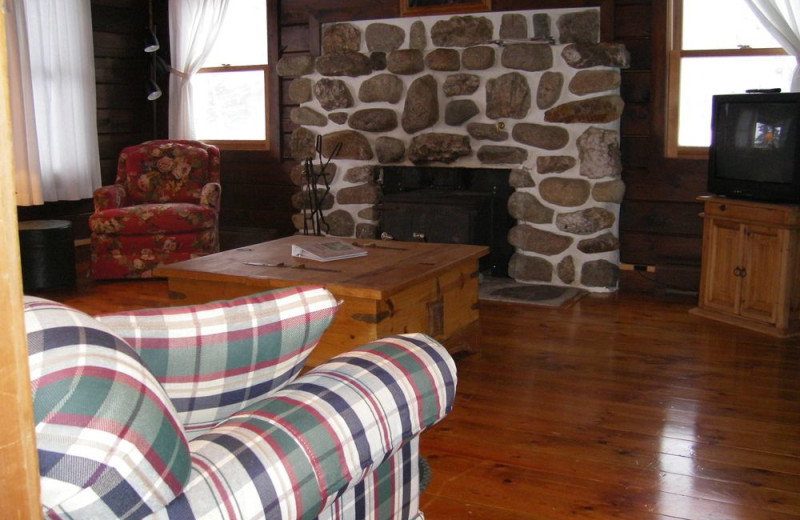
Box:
377 166 514 277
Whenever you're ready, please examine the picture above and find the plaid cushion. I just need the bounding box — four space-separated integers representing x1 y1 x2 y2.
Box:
155 333 456 520
24 297 190 519
97 286 340 437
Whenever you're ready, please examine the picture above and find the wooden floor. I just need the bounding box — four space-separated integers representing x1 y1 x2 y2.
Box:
34 276 800 519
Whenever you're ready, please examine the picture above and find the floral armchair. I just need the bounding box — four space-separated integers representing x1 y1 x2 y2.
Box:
89 140 221 279
24 285 457 519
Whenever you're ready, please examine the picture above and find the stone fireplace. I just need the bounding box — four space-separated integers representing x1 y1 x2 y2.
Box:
277 7 630 292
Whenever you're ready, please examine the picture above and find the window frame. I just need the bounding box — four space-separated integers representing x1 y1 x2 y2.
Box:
665 0 788 159
193 1 277 153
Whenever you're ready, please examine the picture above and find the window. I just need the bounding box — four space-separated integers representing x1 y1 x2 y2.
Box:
193 0 269 150
666 0 794 158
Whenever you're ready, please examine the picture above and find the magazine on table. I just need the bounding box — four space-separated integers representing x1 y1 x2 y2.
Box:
291 240 367 262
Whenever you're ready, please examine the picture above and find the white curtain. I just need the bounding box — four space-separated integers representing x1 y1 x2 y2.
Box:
745 0 800 91
168 0 230 139
5 0 101 205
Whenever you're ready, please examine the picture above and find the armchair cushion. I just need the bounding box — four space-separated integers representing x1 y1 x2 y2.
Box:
89 203 217 235
117 140 220 205
97 286 340 437
24 297 191 519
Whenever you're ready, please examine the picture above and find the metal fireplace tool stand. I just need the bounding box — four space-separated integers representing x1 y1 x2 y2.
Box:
302 135 341 236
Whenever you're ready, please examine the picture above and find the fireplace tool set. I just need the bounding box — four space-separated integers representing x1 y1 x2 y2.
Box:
302 135 341 236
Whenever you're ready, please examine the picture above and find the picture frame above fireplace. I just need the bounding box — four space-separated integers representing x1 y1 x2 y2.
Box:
400 0 491 17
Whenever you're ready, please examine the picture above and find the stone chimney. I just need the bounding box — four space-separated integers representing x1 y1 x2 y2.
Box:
278 8 630 292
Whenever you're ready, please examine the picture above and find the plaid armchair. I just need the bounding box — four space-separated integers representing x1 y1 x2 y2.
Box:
89 140 221 279
24 286 456 519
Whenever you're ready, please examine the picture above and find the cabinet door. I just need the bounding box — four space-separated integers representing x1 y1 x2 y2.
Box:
702 218 742 314
739 224 782 324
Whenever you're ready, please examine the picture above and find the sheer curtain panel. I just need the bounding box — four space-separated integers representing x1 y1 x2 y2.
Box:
5 0 101 205
745 0 800 91
168 0 230 139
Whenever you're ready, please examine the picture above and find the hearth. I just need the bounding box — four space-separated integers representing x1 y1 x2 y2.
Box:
378 166 513 277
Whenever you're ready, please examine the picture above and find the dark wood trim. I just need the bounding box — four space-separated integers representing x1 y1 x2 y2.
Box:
267 0 281 162
399 0 491 17
308 13 321 57
599 0 614 42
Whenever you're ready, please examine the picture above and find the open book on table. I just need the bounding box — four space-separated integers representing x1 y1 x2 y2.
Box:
291 240 367 262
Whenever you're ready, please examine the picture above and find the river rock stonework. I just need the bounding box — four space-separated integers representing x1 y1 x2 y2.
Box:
278 7 629 292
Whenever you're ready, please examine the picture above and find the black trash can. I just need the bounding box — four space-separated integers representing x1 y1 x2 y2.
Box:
18 220 76 291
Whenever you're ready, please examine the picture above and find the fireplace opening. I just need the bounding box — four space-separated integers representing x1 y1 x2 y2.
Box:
377 166 514 277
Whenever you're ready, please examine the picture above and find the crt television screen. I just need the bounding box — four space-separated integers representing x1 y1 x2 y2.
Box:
712 96 799 184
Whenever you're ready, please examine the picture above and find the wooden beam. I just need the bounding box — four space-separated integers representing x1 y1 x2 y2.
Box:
0 7 42 519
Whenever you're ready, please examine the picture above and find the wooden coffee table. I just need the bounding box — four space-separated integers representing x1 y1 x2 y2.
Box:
154 235 488 366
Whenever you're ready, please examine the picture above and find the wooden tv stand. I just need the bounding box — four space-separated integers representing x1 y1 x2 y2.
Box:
691 196 800 337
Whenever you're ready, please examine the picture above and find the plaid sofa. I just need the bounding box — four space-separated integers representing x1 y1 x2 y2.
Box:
24 285 457 519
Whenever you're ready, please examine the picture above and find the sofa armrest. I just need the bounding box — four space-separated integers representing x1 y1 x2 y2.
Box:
200 182 221 210
97 286 339 436
163 333 457 520
92 184 128 211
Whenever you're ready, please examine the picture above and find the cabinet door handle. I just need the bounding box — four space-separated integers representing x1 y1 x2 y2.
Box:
733 267 743 277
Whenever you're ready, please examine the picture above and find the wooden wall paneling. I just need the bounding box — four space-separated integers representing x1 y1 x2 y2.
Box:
281 24 312 54
220 184 298 236
623 160 707 202
280 0 396 26
620 136 649 169
620 70 651 104
619 262 700 292
219 148 296 236
96 109 140 135
93 57 142 84
620 230 703 265
613 0 705 290
620 200 703 236
621 38 653 71
620 102 650 137
614 2 651 39
92 0 153 184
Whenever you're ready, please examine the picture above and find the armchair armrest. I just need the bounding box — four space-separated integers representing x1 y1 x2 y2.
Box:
200 182 221 210
162 333 457 520
92 183 128 211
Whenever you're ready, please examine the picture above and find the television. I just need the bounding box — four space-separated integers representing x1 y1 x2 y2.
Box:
707 92 800 203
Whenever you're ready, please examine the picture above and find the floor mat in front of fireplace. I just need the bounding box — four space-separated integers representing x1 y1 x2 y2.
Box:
479 277 588 308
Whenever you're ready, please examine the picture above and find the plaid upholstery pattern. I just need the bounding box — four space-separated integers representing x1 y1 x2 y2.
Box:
26 289 454 519
154 333 456 520
317 438 420 520
24 297 191 520
97 286 340 437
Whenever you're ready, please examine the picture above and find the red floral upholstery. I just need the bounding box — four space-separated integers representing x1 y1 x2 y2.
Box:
89 140 221 279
